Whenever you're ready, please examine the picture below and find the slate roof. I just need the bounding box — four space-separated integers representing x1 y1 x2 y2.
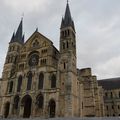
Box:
61 2 75 31
98 77 120 90
10 19 24 44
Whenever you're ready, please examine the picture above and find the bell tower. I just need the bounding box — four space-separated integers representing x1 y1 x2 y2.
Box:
59 1 78 117
60 1 76 56
1 19 24 95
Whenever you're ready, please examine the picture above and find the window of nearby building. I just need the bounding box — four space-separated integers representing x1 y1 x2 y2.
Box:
118 105 120 109
38 73 44 89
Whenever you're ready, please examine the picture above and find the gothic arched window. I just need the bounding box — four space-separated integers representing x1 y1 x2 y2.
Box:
67 41 69 48
49 99 56 118
36 94 44 109
38 73 44 89
51 75 56 88
17 75 22 92
14 95 19 109
27 72 32 90
119 92 120 98
63 43 65 49
61 31 64 37
105 92 108 97
9 81 13 93
68 30 70 36
64 62 66 69
65 30 67 37
111 92 113 98
14 56 17 64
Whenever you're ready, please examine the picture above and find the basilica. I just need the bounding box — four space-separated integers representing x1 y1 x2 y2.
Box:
0 2 120 118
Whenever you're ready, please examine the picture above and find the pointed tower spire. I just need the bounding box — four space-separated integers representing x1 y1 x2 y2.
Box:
61 1 75 31
22 34 25 43
15 18 23 42
67 0 69 4
10 18 24 44
60 1 76 55
64 1 72 21
10 32 15 43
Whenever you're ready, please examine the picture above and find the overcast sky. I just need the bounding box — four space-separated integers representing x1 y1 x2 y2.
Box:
0 0 120 79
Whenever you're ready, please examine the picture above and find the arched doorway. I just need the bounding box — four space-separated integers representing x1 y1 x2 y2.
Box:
21 95 32 118
49 99 56 118
35 94 44 116
14 95 19 110
4 102 10 118
36 94 44 109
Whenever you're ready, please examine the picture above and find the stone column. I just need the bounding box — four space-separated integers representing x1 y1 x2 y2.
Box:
65 94 72 117
56 69 60 117
19 105 24 118
32 100 36 117
8 102 13 118
55 91 60 117
0 98 5 117
44 93 49 118
30 98 34 118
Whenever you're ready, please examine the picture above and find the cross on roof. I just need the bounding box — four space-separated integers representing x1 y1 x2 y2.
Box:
67 0 69 4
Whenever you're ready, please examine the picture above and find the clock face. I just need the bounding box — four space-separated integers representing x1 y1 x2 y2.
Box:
28 54 39 66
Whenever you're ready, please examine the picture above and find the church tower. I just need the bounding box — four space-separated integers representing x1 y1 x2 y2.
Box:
1 19 24 97
59 1 78 117
0 19 24 117
60 1 76 55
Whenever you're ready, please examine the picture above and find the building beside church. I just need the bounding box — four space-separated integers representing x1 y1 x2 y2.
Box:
0 1 119 118
98 78 120 117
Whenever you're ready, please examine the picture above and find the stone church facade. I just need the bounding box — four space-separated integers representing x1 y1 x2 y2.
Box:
0 2 118 118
